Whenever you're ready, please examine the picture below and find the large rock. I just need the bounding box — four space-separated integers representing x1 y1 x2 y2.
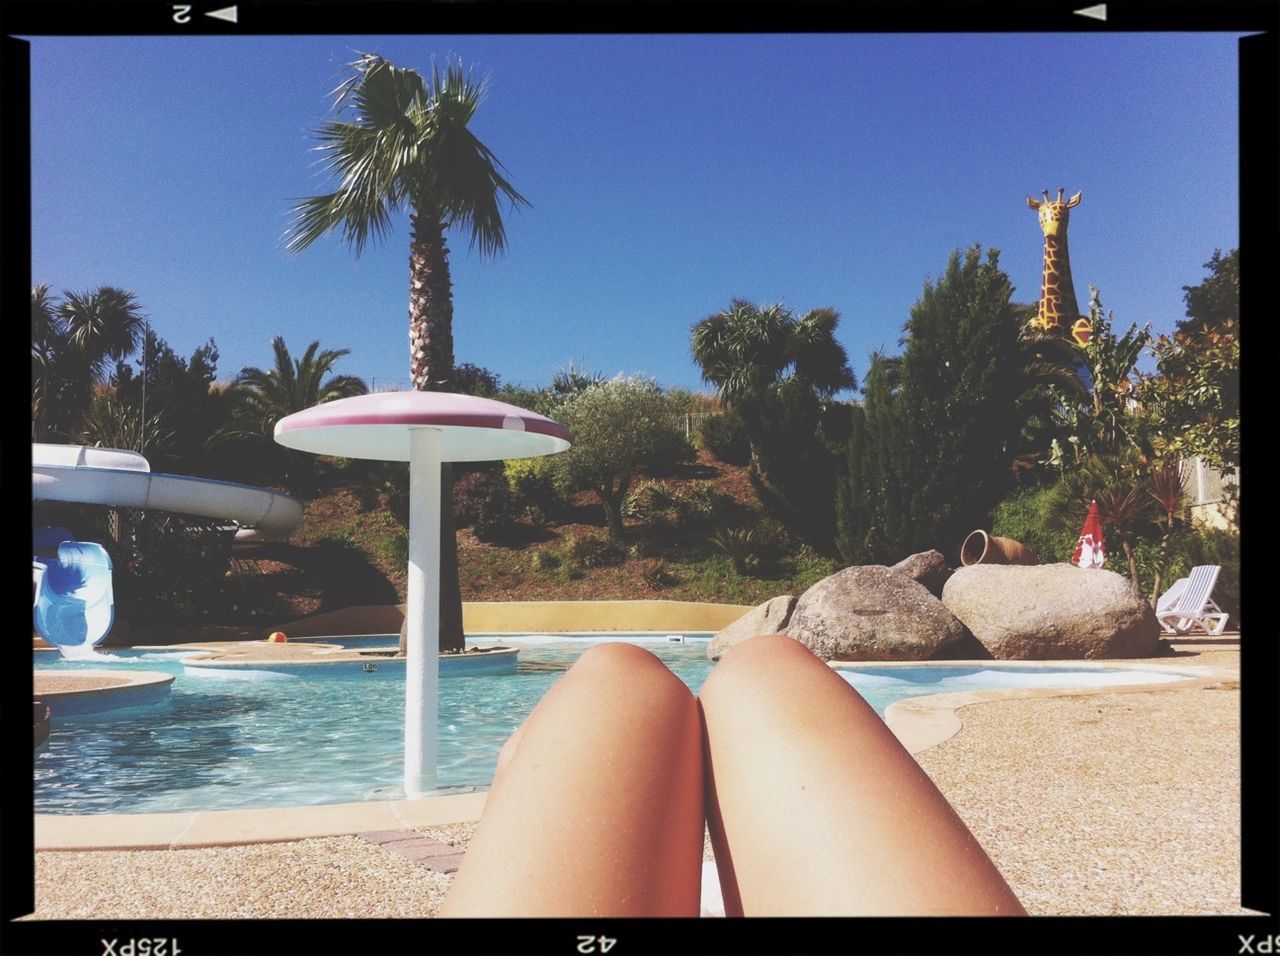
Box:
889 549 954 598
784 566 969 661
941 563 1160 659
708 595 796 660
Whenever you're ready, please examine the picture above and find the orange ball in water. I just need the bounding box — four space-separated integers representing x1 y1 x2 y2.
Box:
267 631 287 643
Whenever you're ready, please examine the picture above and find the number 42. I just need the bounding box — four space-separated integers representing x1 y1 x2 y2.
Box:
576 936 617 954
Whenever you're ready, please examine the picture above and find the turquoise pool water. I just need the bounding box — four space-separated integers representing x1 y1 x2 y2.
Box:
33 636 1190 815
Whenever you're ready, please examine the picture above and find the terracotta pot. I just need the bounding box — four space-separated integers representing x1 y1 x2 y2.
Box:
960 530 1038 567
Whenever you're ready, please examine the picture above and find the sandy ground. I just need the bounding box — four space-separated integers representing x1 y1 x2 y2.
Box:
23 640 1255 919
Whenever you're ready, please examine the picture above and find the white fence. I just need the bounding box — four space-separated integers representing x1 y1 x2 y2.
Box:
1183 457 1238 531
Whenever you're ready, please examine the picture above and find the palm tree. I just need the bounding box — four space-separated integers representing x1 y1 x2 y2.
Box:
32 285 148 442
285 54 527 652
286 53 528 391
234 336 367 427
230 337 367 482
690 300 854 427
691 300 855 554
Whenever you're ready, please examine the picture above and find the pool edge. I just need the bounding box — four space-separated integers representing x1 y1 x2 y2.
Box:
34 658 1237 851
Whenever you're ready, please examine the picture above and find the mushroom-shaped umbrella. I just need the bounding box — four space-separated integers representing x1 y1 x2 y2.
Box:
275 391 571 796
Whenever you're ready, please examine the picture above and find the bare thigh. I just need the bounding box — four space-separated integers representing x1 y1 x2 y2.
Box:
699 635 1025 916
439 642 705 917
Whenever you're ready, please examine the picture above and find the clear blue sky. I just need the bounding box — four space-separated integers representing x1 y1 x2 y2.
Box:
27 33 1241 395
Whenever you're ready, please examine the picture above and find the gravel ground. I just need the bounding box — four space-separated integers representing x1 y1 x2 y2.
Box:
24 642 1251 919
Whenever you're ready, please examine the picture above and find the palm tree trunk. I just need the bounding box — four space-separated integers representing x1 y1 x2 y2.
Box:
409 209 465 654
409 211 456 393
438 464 465 653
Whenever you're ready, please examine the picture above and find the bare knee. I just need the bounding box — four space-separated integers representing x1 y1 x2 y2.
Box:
574 640 667 673
494 720 527 781
702 634 822 702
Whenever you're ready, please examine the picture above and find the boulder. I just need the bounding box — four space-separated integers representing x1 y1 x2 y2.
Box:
941 563 1160 660
784 565 969 661
889 549 954 598
708 595 796 660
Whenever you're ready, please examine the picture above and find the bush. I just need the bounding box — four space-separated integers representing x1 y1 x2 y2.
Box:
453 469 521 540
529 547 561 573
377 530 410 568
697 411 751 465
564 532 627 569
638 558 679 590
622 479 681 527
708 519 789 578
990 482 1075 564
504 457 566 525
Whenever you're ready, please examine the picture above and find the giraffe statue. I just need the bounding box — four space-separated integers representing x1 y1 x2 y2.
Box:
1026 187 1092 346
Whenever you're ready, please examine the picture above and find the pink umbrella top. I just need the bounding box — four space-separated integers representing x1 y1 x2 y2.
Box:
273 391 572 462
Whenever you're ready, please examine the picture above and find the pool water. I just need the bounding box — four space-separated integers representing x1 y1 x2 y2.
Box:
33 636 713 815
33 637 1190 815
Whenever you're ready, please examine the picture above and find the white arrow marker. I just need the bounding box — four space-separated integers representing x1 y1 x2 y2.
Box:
206 5 238 22
1074 4 1106 20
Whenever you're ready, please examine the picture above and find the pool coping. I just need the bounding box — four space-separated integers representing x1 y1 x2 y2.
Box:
859 658 1239 754
33 654 1237 852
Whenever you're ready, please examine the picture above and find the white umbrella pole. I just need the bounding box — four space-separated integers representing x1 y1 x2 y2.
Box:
405 427 442 797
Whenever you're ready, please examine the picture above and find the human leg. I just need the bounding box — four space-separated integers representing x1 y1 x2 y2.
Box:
439 642 705 917
699 635 1025 916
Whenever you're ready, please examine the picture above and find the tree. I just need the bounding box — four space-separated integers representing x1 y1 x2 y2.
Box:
1137 251 1240 475
1178 248 1238 336
112 332 229 469
287 53 527 653
231 336 367 480
550 376 694 540
1011 306 1089 475
690 300 855 555
836 247 1025 563
1137 321 1239 475
1048 287 1151 469
32 285 147 442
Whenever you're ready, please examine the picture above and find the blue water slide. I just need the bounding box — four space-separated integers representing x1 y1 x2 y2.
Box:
33 542 115 650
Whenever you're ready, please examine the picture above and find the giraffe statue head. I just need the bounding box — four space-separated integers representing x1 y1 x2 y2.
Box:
1027 187 1082 237
1026 187 1088 342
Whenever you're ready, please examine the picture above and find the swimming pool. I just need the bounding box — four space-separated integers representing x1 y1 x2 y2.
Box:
33 636 1192 815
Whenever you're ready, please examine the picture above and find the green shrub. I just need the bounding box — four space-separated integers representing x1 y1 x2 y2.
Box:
504 457 565 525
622 479 681 526
1188 526 1240 625
990 482 1074 564
377 531 410 568
453 469 521 540
638 558 679 590
564 532 627 569
529 548 562 573
697 411 751 465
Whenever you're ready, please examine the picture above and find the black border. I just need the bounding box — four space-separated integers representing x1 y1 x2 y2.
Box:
5 3 1276 955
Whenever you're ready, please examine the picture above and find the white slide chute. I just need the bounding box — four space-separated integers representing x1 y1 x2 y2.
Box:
32 444 303 544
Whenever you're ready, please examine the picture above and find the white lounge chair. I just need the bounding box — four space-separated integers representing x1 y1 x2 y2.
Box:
1156 577 1187 616
1156 565 1229 636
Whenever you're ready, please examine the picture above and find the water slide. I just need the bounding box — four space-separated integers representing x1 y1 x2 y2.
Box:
32 444 304 651
33 541 115 654
32 443 303 544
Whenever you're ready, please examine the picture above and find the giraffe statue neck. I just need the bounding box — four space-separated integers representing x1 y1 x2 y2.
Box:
1039 231 1080 329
